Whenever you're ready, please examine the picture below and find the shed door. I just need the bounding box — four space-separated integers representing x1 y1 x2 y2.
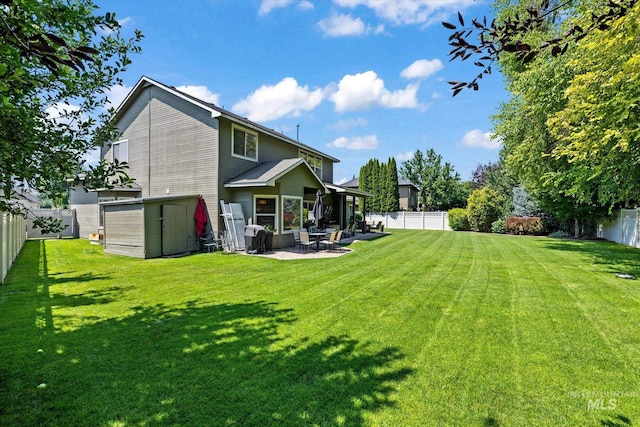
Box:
161 204 188 256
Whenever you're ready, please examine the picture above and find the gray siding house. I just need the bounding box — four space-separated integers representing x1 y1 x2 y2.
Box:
72 76 363 257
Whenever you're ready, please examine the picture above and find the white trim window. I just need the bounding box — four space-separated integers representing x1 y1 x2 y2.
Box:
254 195 277 232
232 125 258 161
299 149 322 177
112 140 128 163
282 196 302 233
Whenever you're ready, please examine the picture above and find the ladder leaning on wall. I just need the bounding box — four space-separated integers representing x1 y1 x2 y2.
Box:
220 200 246 251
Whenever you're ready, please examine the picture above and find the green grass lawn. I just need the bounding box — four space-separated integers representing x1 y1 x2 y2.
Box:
1 230 639 426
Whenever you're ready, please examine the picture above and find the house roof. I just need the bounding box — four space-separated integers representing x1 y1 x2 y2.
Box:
115 76 339 163
340 177 419 190
341 177 359 188
325 183 372 198
399 179 420 190
225 158 328 193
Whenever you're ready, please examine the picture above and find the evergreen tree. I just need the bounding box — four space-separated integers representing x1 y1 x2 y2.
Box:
359 158 401 213
385 158 400 212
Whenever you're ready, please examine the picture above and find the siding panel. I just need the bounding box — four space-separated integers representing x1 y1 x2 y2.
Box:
103 204 145 258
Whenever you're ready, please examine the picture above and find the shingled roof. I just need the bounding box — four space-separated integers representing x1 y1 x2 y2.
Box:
225 158 328 193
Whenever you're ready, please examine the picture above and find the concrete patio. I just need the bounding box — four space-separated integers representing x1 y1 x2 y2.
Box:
241 231 389 260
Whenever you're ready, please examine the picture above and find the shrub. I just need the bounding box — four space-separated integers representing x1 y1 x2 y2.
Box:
505 217 545 235
491 219 506 234
549 230 572 239
467 187 504 232
448 208 470 231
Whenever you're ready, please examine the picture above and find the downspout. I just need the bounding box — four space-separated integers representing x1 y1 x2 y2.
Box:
148 87 152 197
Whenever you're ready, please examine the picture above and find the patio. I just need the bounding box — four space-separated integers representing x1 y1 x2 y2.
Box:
242 231 389 260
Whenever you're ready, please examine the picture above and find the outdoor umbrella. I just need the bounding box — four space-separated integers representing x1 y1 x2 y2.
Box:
312 189 324 228
194 195 208 237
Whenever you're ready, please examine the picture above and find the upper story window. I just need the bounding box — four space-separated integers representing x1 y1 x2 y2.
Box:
299 149 322 177
112 140 128 163
232 125 258 161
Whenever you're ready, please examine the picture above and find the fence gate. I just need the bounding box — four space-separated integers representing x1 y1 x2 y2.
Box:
27 209 77 238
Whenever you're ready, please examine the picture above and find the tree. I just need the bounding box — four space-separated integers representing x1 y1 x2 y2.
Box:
1 0 142 231
491 0 639 235
383 157 400 212
400 149 467 211
512 186 540 217
443 0 637 95
467 187 504 232
359 158 400 213
470 160 517 215
546 2 640 210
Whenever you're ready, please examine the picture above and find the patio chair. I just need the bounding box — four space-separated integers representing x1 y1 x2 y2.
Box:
299 231 314 253
292 229 301 249
344 223 352 237
199 231 222 252
320 231 337 251
334 229 343 250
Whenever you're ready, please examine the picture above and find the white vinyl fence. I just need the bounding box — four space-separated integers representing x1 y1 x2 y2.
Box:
367 211 450 231
598 209 640 248
27 209 77 238
1 213 27 285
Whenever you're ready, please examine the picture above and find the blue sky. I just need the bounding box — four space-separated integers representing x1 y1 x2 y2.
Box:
99 0 508 184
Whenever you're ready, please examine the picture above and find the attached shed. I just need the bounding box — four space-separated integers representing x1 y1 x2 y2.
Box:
102 194 201 258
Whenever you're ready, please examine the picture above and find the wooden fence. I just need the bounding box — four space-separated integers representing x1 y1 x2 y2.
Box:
1 213 27 285
366 211 450 231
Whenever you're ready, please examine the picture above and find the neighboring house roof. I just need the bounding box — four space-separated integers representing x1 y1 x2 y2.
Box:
341 177 359 188
114 76 339 163
13 187 40 204
225 158 329 193
341 177 419 190
325 183 373 198
399 179 420 190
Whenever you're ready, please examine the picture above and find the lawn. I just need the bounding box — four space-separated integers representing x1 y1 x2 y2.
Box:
1 230 639 426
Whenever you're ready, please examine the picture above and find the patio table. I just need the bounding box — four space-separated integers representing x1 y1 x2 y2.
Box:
309 232 328 250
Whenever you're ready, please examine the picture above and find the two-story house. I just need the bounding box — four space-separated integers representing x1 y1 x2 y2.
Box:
71 76 366 257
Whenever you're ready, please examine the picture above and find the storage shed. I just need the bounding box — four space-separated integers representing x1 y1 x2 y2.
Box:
102 194 202 258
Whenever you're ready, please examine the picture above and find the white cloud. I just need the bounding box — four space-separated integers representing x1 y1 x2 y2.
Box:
105 84 133 110
317 12 384 37
326 134 380 150
333 0 475 26
259 0 294 16
298 1 315 11
395 151 414 161
460 129 502 149
176 85 220 105
118 16 132 27
232 77 325 122
98 16 133 35
330 71 419 112
45 102 81 126
328 117 368 131
401 59 444 79
82 148 102 167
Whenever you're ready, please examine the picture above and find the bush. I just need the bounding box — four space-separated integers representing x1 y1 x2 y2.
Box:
491 219 506 234
448 208 470 231
467 187 504 232
549 230 572 239
505 217 545 235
